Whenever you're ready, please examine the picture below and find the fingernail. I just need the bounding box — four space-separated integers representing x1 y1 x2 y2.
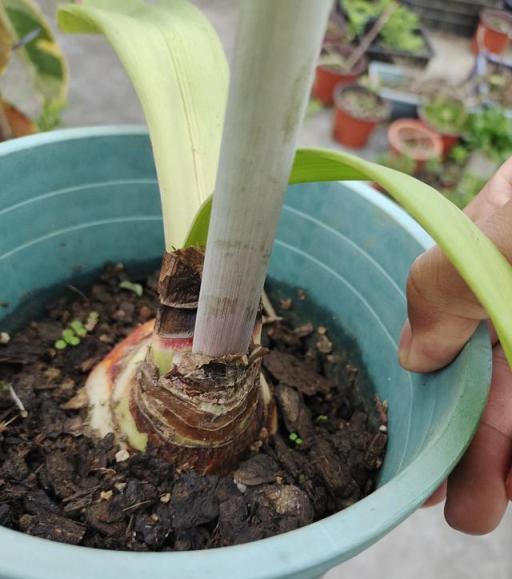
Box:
398 320 412 367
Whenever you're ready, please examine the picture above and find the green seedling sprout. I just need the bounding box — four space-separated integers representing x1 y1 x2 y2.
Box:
119 281 143 297
54 314 99 350
70 320 87 337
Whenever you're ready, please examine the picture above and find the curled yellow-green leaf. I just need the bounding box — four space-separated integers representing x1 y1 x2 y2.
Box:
186 148 512 366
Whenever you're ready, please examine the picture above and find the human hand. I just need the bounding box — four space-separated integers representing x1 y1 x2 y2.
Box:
398 158 512 535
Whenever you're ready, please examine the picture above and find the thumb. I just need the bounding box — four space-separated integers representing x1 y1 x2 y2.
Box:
399 198 512 373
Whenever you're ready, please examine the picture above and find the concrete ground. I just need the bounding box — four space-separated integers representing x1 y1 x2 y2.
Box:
2 1 511 577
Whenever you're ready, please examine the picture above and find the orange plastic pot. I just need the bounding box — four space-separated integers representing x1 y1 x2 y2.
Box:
312 57 367 106
472 9 512 55
388 119 443 173
333 85 389 149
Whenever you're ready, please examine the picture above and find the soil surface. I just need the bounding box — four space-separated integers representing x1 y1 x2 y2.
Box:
337 87 389 121
0 264 387 551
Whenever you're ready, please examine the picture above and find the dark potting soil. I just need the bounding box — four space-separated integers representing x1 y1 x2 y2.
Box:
0 264 387 551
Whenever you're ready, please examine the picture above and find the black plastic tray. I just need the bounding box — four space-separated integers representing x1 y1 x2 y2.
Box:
404 0 501 37
365 27 434 68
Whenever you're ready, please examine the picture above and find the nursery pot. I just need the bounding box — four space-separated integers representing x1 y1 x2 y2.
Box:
472 8 512 55
333 85 390 149
0 128 491 579
388 119 443 173
312 56 368 106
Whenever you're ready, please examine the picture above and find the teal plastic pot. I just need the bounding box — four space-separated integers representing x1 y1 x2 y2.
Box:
0 127 490 579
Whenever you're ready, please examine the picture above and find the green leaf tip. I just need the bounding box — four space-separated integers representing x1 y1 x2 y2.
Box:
119 280 143 297
54 339 67 350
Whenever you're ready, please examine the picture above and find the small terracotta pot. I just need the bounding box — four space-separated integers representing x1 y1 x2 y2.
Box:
312 56 367 106
333 85 390 149
472 9 512 55
388 119 443 173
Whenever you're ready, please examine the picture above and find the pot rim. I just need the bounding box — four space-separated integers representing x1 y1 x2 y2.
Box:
318 44 368 77
0 127 491 579
388 118 444 160
333 84 391 123
480 8 512 34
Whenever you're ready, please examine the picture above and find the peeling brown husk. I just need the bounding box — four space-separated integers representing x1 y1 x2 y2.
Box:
132 248 272 474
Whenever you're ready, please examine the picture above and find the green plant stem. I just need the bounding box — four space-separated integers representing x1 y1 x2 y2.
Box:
192 0 332 357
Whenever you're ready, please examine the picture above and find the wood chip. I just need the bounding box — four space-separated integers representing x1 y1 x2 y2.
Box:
263 350 332 396
60 387 88 410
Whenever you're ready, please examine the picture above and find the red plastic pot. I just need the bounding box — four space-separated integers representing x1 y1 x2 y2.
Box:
333 85 390 149
472 9 512 55
312 56 367 106
388 119 443 173
437 132 460 156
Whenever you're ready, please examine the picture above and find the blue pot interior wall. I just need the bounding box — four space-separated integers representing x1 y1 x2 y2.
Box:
0 130 472 491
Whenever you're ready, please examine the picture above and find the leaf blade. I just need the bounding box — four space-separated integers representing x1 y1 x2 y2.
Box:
291 148 512 366
59 0 228 249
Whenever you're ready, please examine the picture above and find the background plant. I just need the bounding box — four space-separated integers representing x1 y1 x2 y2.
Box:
422 95 467 133
0 0 68 140
341 0 425 53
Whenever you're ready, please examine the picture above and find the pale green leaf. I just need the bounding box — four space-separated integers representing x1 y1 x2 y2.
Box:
1 0 68 115
58 0 228 249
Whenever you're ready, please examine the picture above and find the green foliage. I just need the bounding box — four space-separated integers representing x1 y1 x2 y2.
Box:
422 96 467 133
119 280 143 297
376 152 415 175
341 0 425 54
380 5 424 53
464 107 512 163
288 432 304 446
54 313 100 350
70 319 87 337
0 0 68 130
450 144 470 166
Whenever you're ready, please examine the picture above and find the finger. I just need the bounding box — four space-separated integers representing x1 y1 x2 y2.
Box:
506 468 512 501
399 197 512 372
486 320 499 347
423 481 447 508
444 345 512 534
465 157 512 222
